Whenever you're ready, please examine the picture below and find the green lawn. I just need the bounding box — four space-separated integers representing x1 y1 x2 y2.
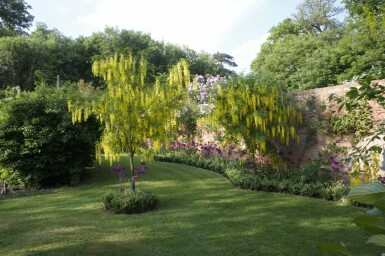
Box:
0 157 383 256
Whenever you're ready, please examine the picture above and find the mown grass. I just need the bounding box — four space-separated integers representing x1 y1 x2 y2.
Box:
0 157 382 255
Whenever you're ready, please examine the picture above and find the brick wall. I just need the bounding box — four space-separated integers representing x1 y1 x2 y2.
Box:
288 80 385 170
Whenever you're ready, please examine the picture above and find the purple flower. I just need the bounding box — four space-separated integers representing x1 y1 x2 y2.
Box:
134 167 145 174
111 165 126 172
120 187 125 192
331 163 339 172
229 145 235 150
119 178 124 183
132 176 138 182
141 161 146 166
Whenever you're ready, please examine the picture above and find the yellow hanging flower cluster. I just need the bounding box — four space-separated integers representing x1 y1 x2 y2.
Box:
209 76 301 158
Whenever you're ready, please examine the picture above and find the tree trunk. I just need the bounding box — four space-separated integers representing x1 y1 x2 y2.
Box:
129 151 135 193
251 151 257 178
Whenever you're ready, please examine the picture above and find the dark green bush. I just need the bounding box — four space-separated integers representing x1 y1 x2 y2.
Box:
225 167 246 185
224 164 349 200
276 179 292 193
290 160 337 184
103 188 160 214
0 85 100 188
322 181 351 201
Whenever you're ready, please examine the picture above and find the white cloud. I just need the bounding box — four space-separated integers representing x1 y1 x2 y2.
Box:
231 33 268 73
78 0 266 52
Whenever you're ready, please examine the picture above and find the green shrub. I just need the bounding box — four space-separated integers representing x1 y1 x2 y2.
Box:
0 85 100 188
225 167 246 185
0 166 26 188
322 181 351 201
276 179 292 193
291 160 336 184
103 188 160 214
300 182 324 198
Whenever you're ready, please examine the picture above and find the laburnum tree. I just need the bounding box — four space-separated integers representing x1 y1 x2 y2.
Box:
209 75 302 173
68 53 190 192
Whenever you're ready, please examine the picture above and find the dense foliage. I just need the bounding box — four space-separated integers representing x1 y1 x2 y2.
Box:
0 0 33 36
251 0 385 90
0 85 100 188
0 24 235 91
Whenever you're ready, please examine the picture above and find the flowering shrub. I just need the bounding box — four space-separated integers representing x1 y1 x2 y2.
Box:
111 163 147 194
104 162 159 214
189 74 223 105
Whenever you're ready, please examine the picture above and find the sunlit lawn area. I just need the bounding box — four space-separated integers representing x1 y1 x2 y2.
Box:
0 157 382 256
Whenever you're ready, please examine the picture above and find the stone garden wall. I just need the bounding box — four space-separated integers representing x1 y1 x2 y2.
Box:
286 80 385 170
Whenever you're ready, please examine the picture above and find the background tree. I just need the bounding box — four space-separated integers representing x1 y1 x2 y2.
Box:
0 36 43 90
69 53 191 192
0 23 229 91
251 0 345 90
344 0 384 16
30 23 91 84
0 0 34 36
336 0 385 81
294 0 344 34
213 52 238 76
267 18 302 43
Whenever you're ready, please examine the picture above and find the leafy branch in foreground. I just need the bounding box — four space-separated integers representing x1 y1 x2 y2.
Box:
318 182 385 255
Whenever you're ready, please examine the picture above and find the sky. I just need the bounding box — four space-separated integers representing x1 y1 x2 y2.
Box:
26 0 305 73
